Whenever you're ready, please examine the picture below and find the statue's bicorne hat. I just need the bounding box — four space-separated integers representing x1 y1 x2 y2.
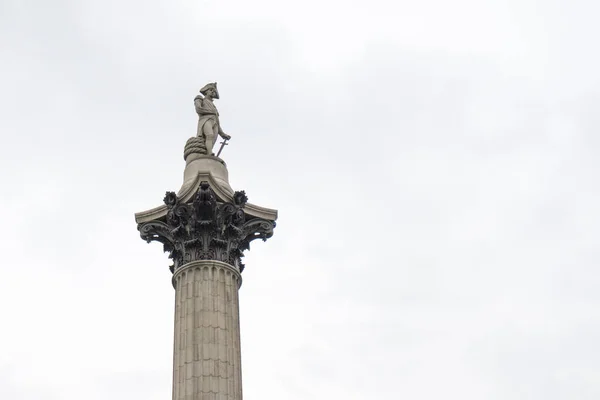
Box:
200 82 219 99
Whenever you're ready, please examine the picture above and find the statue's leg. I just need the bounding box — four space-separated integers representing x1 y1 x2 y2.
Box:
203 121 216 155
196 120 203 138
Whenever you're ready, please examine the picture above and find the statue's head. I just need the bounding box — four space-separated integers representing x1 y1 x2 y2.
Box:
200 82 219 99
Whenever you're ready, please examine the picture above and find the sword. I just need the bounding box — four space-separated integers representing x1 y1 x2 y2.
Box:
216 139 229 157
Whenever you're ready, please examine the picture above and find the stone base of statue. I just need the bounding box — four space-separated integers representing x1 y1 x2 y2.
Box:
181 136 233 197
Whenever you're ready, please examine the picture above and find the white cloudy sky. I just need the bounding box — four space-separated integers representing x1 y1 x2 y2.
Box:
1 0 599 398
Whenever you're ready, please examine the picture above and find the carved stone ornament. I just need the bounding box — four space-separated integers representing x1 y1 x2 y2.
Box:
137 182 275 273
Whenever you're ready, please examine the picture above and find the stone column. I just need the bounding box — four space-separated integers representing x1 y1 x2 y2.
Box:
136 174 277 400
172 260 243 400
135 85 278 399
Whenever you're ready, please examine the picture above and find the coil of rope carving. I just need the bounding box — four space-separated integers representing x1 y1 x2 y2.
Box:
184 137 207 159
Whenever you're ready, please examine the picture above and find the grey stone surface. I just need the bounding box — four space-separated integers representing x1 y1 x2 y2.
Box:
180 154 232 197
194 83 231 156
184 137 208 159
172 260 243 400
134 172 277 226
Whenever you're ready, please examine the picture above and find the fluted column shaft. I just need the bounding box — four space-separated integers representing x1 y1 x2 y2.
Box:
172 260 243 400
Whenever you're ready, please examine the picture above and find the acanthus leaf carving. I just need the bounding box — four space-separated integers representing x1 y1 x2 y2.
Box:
137 182 275 273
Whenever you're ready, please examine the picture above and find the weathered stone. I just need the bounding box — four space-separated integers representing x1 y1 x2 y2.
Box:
181 155 233 197
172 260 242 400
185 137 208 160
137 182 275 273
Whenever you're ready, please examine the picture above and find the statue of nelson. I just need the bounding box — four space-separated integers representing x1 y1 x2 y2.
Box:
194 82 231 155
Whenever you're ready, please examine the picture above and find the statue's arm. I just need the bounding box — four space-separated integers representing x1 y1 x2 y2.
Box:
217 121 231 139
211 104 229 138
194 95 220 116
194 95 204 111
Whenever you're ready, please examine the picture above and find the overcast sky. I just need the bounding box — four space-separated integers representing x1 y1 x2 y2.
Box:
1 0 599 399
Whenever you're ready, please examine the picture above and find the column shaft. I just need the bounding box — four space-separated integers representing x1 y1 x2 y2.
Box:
172 260 243 400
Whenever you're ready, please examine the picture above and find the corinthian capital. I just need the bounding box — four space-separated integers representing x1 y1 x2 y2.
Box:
138 182 275 273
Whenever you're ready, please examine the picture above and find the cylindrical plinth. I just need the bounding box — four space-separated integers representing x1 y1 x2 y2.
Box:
180 153 233 196
172 260 243 400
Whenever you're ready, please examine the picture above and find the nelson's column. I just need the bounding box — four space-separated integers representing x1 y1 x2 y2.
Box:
134 82 278 400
